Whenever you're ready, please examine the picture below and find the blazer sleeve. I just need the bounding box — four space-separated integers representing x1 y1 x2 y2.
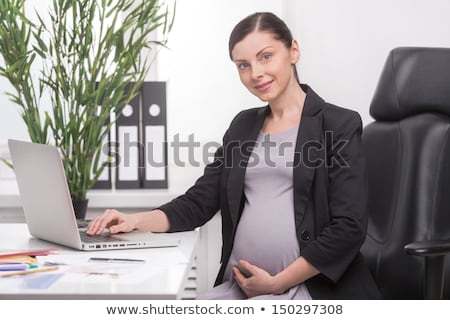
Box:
158 109 247 232
301 110 368 283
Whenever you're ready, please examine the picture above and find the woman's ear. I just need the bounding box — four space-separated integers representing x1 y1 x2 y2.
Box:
291 39 300 64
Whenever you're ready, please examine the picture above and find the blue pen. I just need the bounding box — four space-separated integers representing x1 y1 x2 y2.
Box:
0 263 29 271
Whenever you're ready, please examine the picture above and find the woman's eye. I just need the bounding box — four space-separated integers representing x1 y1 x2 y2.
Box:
238 63 249 70
262 53 272 61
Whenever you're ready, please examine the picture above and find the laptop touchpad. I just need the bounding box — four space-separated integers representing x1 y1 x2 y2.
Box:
112 231 159 241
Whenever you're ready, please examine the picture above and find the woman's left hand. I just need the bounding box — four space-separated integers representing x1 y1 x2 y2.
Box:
233 260 278 298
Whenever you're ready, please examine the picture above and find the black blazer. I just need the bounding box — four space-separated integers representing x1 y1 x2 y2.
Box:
160 85 381 299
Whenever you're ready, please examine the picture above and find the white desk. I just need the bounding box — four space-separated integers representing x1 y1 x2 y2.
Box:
0 177 222 293
0 224 199 299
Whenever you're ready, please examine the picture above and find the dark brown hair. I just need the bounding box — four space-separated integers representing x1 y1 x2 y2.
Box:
228 12 300 82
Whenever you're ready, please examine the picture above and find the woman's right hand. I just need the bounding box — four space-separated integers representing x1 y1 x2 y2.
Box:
86 209 136 235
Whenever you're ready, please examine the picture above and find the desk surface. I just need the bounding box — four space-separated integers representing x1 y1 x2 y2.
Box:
0 224 199 299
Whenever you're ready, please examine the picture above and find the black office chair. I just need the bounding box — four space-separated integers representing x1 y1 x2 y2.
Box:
361 47 450 299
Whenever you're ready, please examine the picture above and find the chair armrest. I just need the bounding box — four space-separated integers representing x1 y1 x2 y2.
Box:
404 240 450 299
405 240 450 256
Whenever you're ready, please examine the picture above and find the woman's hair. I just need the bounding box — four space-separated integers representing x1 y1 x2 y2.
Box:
228 12 300 82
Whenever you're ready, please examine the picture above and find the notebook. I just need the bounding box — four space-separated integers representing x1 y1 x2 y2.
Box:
8 139 179 251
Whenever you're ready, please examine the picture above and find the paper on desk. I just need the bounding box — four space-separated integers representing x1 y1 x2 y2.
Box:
37 255 134 277
36 251 188 280
37 254 95 267
22 274 63 289
0 271 64 291
1 252 190 294
66 265 136 277
39 252 188 293
37 251 188 267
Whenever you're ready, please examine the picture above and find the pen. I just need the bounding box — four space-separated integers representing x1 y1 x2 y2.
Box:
88 257 146 263
0 263 29 271
0 266 59 277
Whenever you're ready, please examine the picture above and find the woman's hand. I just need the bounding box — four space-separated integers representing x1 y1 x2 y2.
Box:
233 257 320 298
87 209 136 235
233 260 279 298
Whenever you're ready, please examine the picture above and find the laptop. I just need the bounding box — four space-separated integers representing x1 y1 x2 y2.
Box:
8 139 179 251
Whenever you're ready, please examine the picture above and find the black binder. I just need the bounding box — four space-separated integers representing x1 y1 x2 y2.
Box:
115 84 142 189
141 82 168 188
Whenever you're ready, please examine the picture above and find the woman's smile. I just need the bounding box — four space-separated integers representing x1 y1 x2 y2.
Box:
254 80 274 92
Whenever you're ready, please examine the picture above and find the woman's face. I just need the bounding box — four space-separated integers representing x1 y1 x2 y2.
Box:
231 31 299 103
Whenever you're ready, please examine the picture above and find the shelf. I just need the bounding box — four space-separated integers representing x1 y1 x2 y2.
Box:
0 180 183 208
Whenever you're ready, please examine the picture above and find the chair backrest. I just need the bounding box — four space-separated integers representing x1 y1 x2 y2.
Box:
361 47 450 299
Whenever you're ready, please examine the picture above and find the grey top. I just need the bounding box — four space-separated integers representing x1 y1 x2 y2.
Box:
198 125 312 300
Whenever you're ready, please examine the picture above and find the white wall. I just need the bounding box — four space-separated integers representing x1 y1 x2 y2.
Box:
284 0 450 125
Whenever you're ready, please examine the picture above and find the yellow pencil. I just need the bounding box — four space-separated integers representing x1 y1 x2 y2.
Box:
0 266 59 277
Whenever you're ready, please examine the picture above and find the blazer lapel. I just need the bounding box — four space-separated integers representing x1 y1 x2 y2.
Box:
293 87 324 223
227 106 269 227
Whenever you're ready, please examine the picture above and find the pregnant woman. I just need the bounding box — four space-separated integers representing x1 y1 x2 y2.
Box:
88 12 380 300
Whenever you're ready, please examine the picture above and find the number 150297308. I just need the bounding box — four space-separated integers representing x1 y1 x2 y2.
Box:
271 304 343 315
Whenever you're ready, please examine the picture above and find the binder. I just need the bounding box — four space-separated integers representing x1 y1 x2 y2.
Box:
115 84 141 189
141 82 168 188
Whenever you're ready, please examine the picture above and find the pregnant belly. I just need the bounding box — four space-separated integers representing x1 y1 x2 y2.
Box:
230 205 300 276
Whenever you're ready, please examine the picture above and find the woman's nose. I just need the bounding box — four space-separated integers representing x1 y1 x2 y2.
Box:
251 63 264 80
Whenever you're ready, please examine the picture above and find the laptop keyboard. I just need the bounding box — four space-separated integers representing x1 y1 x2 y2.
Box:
79 232 125 243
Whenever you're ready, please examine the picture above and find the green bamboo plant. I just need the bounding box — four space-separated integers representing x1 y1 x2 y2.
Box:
0 0 174 202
